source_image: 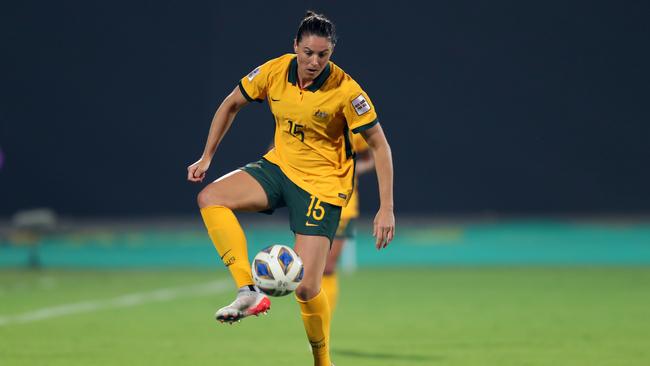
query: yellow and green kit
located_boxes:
[239,53,378,207]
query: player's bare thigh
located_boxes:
[294,234,330,301]
[197,169,269,211]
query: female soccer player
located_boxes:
[187,11,394,366]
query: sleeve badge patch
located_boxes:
[247,66,261,81]
[352,94,371,116]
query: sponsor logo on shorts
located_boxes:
[244,162,261,169]
[305,221,319,227]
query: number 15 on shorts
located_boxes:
[306,195,325,221]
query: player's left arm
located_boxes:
[361,123,395,249]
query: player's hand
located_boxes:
[373,207,395,250]
[187,157,211,183]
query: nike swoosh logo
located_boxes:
[305,221,319,227]
[220,249,232,260]
[271,98,280,102]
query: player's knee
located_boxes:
[295,283,321,301]
[197,187,231,209]
[197,188,212,208]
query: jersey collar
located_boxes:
[288,57,331,92]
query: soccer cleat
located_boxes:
[215,290,271,324]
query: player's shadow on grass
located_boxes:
[333,349,442,362]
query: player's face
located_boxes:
[293,35,333,82]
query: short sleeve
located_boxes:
[343,82,379,134]
[351,132,369,152]
[238,62,271,103]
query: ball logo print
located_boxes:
[252,245,304,297]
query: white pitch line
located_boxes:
[0,279,231,326]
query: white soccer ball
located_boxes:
[252,244,304,297]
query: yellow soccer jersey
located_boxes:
[340,133,370,219]
[239,54,378,207]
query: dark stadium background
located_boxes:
[2,3,650,365]
[1,1,649,217]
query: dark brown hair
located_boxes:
[296,11,337,46]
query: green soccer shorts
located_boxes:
[241,158,342,242]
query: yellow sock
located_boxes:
[297,290,331,366]
[200,205,253,288]
[321,273,339,314]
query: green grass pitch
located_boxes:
[1,267,649,365]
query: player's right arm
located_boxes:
[187,87,249,183]
[188,58,277,182]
